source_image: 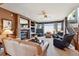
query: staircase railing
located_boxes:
[67,21,79,51]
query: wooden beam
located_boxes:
[37,20,64,24]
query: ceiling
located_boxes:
[0,3,79,22]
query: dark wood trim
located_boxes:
[19,14,31,21]
[0,7,14,14]
[37,20,64,24]
[61,21,64,30]
[64,17,67,34]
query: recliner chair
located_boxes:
[53,33,75,49]
[53,31,63,38]
[53,21,75,49]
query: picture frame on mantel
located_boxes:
[2,19,12,30]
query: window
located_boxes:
[36,24,43,29]
[44,23,55,34]
[57,23,62,31]
[68,9,77,23]
[44,22,63,34]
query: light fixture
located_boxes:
[44,14,47,18]
[38,10,48,18]
[2,29,13,38]
[42,10,48,18]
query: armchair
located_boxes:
[53,31,63,39]
[53,34,75,49]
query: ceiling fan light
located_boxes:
[44,15,47,18]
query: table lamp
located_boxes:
[2,29,13,38]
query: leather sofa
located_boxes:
[3,38,49,56]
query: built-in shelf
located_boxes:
[21,28,30,30]
[17,17,37,39]
[19,18,30,40]
[30,21,36,38]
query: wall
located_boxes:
[0,7,18,36]
[0,7,36,39]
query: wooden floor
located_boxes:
[38,37,79,56]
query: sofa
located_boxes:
[3,38,49,56]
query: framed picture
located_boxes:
[2,19,12,30]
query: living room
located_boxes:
[0,3,79,56]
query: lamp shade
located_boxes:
[2,29,13,35]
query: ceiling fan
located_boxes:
[39,10,48,18]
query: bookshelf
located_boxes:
[30,21,36,38]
